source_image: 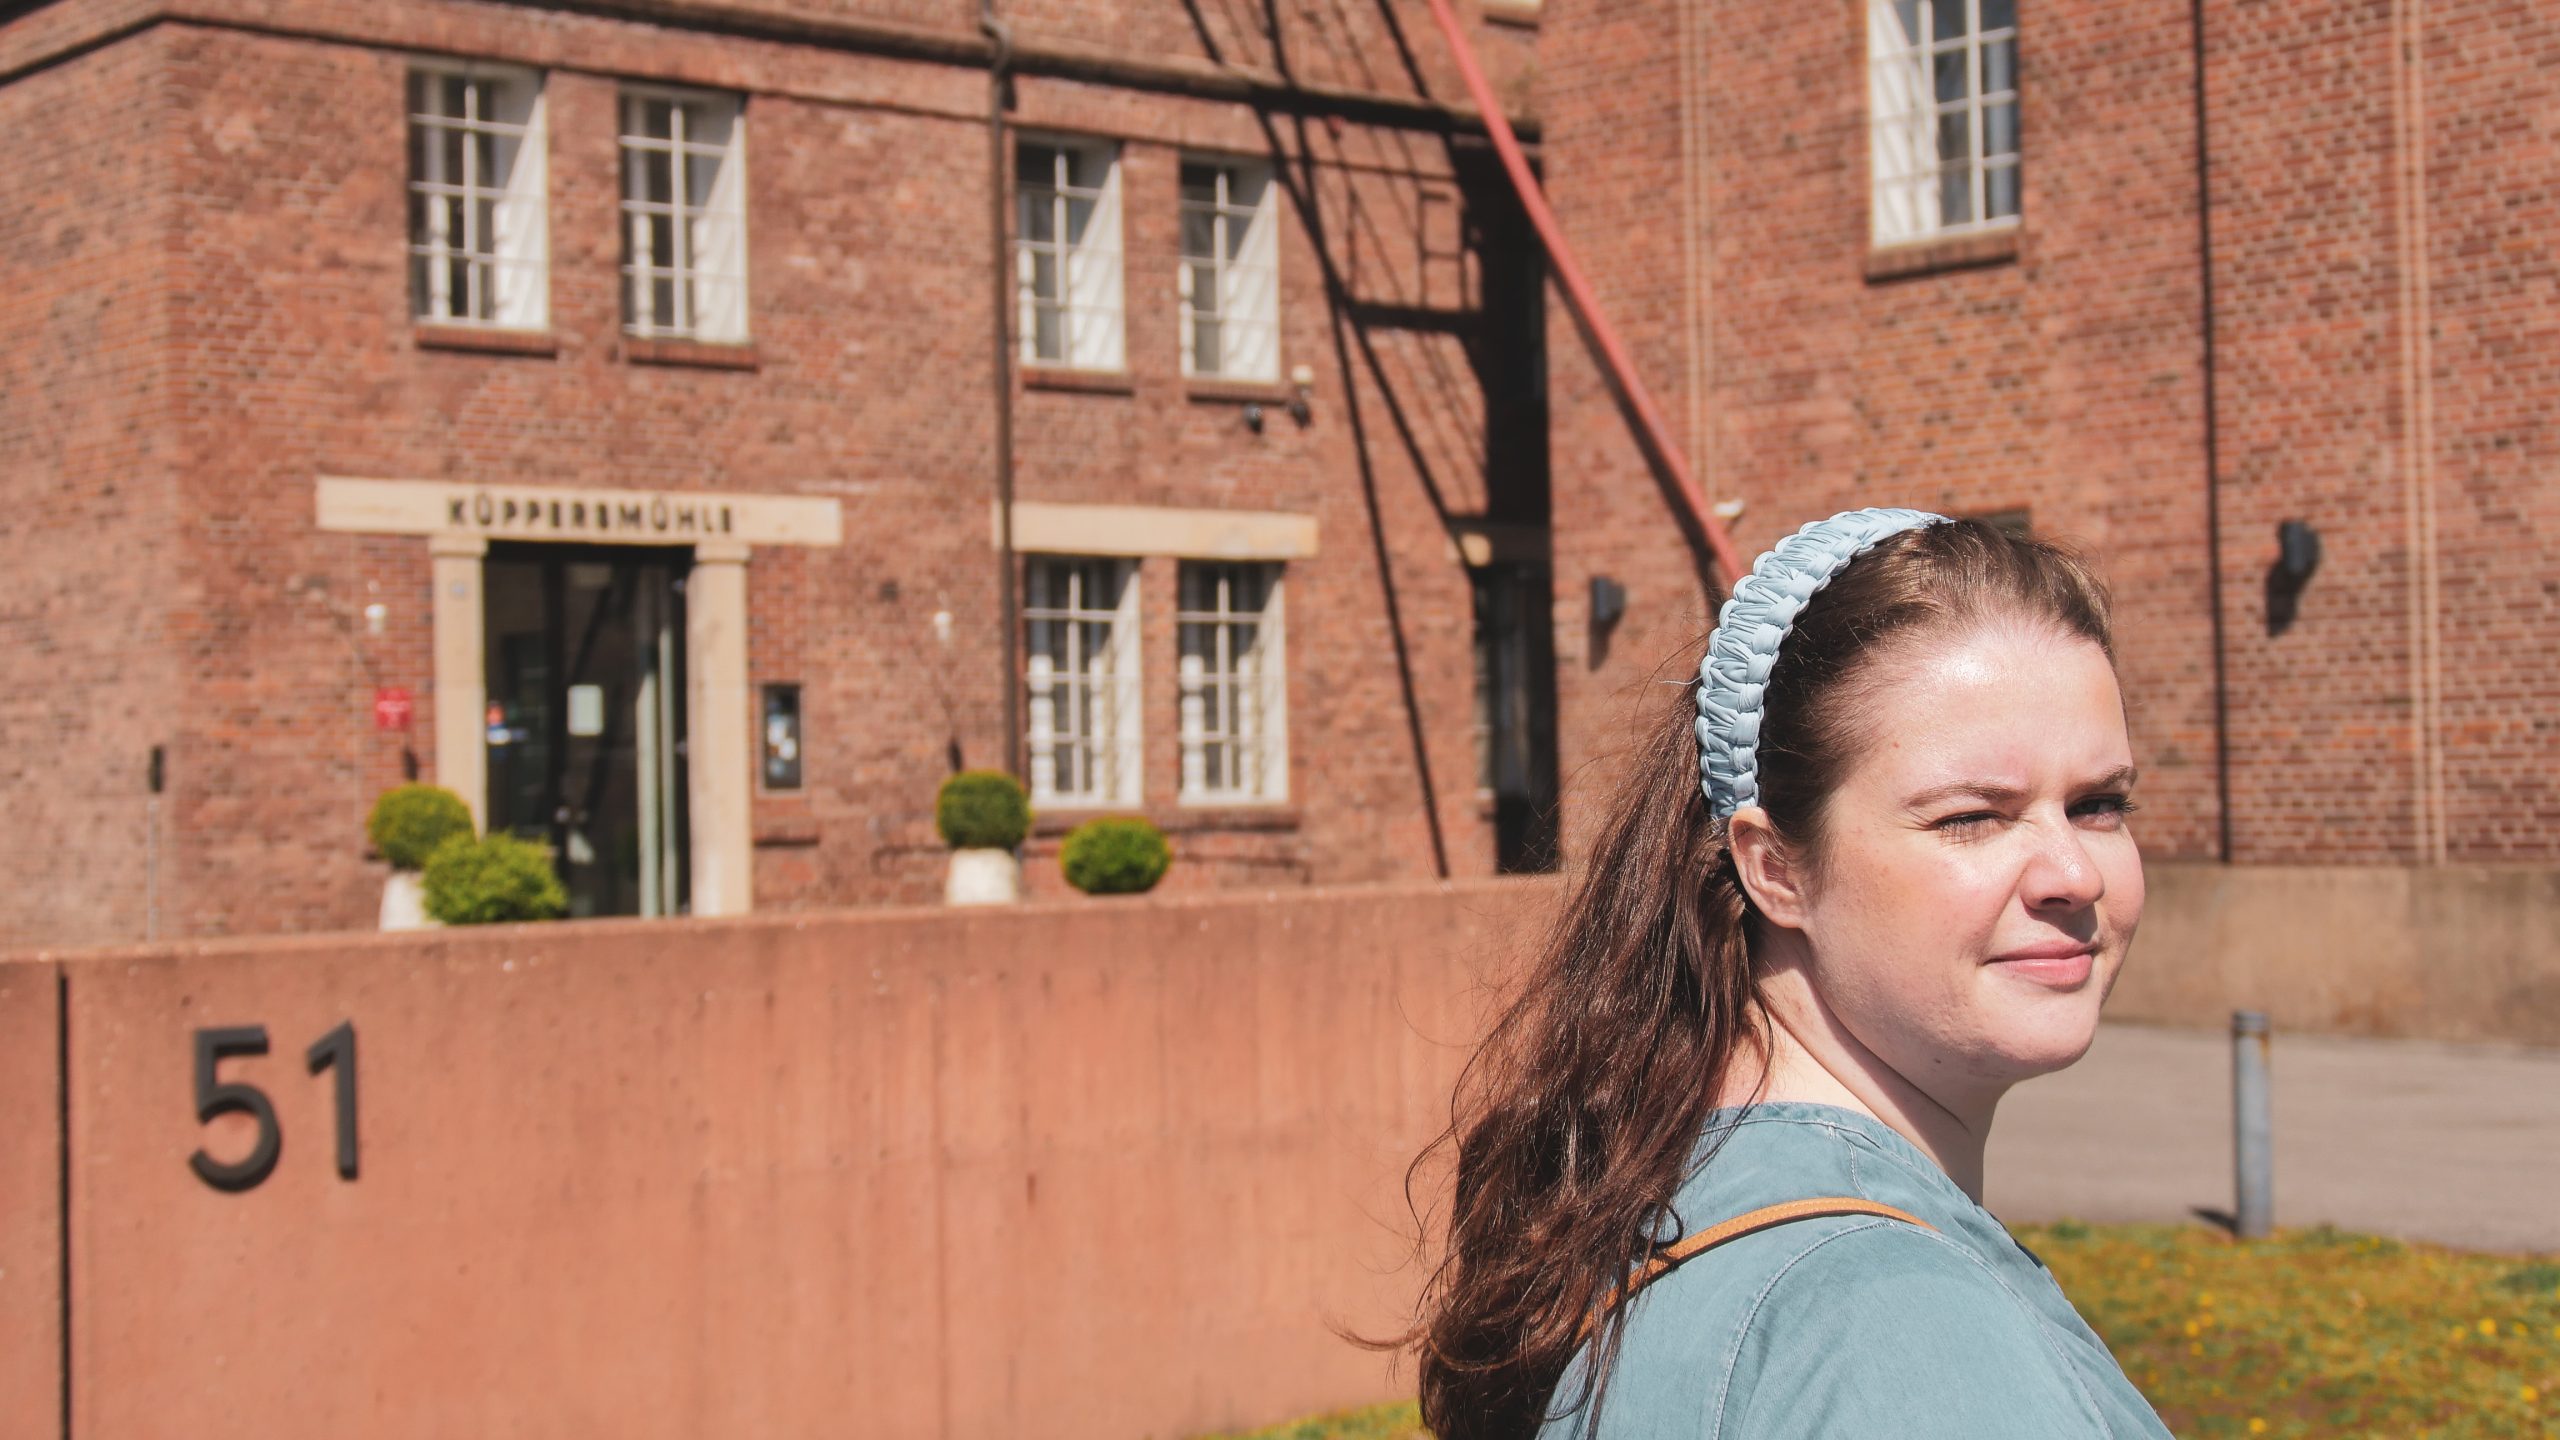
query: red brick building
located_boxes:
[0,0,1556,945]
[1537,0,2560,873]
[7,0,2556,950]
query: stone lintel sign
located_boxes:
[315,476,845,548]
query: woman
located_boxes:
[1409,510,2174,1439]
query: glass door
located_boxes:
[483,545,691,917]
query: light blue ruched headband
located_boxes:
[1694,507,1951,818]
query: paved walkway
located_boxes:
[1982,1021,2560,1254]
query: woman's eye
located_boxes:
[1933,811,2000,831]
[2073,794,2139,824]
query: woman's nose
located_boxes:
[2023,821,2106,910]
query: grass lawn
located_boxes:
[1202,1223,2560,1439]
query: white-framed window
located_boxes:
[1178,158,1280,381]
[620,87,749,342]
[1024,557,1142,807]
[407,64,548,328]
[1868,0,2018,245]
[1177,562,1286,804]
[1016,138,1125,370]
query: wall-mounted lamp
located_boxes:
[1288,363,1316,426]
[2264,518,2323,636]
[1589,574,1628,630]
[761,683,804,791]
[1585,574,1630,671]
[1242,401,1265,434]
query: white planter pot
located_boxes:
[379,870,439,931]
[944,847,1022,906]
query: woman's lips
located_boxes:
[1986,945,2096,987]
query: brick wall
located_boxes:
[0,28,185,950]
[1,0,1550,940]
[1536,0,2560,868]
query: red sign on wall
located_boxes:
[373,687,414,732]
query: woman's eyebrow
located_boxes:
[1903,779,2028,809]
[1903,765,2139,810]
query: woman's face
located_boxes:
[1764,621,2143,1101]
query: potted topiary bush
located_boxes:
[420,831,569,925]
[366,783,474,930]
[1060,816,1172,897]
[937,769,1031,905]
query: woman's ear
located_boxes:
[1727,805,1812,931]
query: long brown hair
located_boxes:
[1406,519,2115,1438]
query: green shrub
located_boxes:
[421,832,568,925]
[1060,816,1171,895]
[935,769,1031,850]
[366,783,475,871]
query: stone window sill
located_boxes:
[1030,803,1301,837]
[625,336,760,370]
[1183,376,1291,405]
[1023,365,1136,396]
[415,323,557,357]
[1865,226,2021,283]
[1483,0,1542,27]
[752,820,820,848]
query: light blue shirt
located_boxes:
[1538,1102,2176,1439]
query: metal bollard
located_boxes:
[2231,1010,2273,1239]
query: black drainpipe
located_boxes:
[2191,0,2233,863]
[983,1,1022,779]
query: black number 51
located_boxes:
[188,1022,359,1192]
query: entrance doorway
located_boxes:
[483,545,691,917]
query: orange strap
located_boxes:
[1583,1197,1936,1340]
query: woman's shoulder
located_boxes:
[1583,1218,2076,1439]
[1708,1219,2112,1437]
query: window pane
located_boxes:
[1934,48,1969,105]
[1939,166,1974,225]
[1180,209,1217,260]
[1890,0,1923,45]
[442,75,469,120]
[1180,164,1219,204]
[1034,302,1063,359]
[687,147,721,209]
[441,123,467,188]
[652,276,678,325]
[1985,100,2019,159]
[643,99,675,139]
[1984,37,2016,94]
[1931,0,1966,42]
[1020,191,1056,245]
[1987,161,2020,218]
[1936,109,1972,167]
[648,215,676,267]
[1981,0,2015,29]
[642,150,674,206]
[1193,316,1222,372]
[1064,193,1097,248]
[1031,251,1059,303]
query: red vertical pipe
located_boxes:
[1421,0,1746,592]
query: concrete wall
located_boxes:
[4,879,1554,1440]
[0,960,59,1436]
[2113,862,2560,1047]
[3,864,2550,1437]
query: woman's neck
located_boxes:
[1714,977,2002,1203]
